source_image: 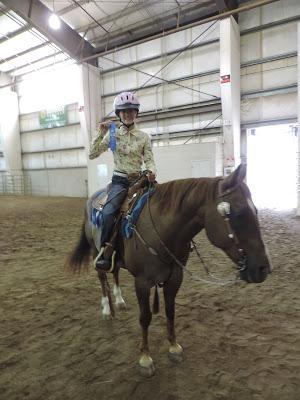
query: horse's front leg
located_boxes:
[163,265,184,363]
[135,278,155,377]
[113,268,126,310]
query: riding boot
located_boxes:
[94,242,115,272]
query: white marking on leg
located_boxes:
[101,296,111,318]
[113,284,126,309]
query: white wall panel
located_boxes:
[261,0,300,24]
[164,56,192,81]
[136,38,162,60]
[139,111,221,136]
[154,141,220,182]
[21,132,44,152]
[241,93,297,123]
[47,169,87,197]
[113,46,137,65]
[138,89,163,113]
[262,63,296,89]
[103,72,115,95]
[98,55,114,71]
[241,65,262,93]
[67,105,80,124]
[24,168,87,197]
[261,92,297,120]
[191,22,220,42]
[241,23,297,64]
[240,33,261,63]
[262,23,297,57]
[22,149,87,170]
[163,30,190,52]
[192,42,220,73]
[20,112,40,132]
[114,68,137,92]
[22,153,44,169]
[20,104,80,133]
[239,8,260,30]
[137,59,162,87]
[241,58,297,93]
[239,0,300,30]
[21,124,83,153]
[45,131,60,149]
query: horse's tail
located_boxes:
[65,217,91,273]
[152,285,160,314]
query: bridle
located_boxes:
[217,180,247,273]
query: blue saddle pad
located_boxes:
[91,189,106,228]
[122,188,155,239]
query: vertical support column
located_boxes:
[220,16,241,175]
[297,24,300,216]
[78,63,112,196]
[0,74,22,176]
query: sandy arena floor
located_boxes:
[0,195,299,400]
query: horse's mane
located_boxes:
[154,178,216,212]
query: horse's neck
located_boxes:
[152,178,216,243]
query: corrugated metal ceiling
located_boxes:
[0,1,258,80]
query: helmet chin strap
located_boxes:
[120,120,134,128]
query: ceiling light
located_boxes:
[48,14,61,30]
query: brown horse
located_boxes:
[65,164,271,377]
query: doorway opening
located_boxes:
[247,124,297,209]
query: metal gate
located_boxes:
[0,173,32,195]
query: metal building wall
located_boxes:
[99,22,220,136]
[19,104,88,197]
[240,0,299,126]
[13,0,300,197]
[98,21,222,180]
[98,0,299,182]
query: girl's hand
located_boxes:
[98,121,112,136]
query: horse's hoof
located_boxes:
[116,301,126,310]
[138,355,155,377]
[168,344,183,363]
[102,313,112,320]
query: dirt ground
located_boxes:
[0,195,299,400]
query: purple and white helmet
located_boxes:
[113,91,140,116]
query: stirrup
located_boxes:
[94,247,116,273]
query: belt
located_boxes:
[113,170,128,178]
[113,170,140,181]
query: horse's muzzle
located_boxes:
[240,256,271,283]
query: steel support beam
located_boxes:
[1,0,96,65]
[214,1,238,21]
[214,0,230,10]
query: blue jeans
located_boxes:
[100,175,129,247]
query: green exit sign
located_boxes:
[39,106,67,128]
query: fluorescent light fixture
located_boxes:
[48,14,61,30]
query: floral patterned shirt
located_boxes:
[89,123,156,174]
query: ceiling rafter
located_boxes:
[77,0,162,35]
[214,0,238,11]
[1,0,96,65]
[92,1,217,51]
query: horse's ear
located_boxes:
[221,163,247,192]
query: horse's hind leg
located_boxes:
[135,278,155,377]
[97,270,113,319]
[163,265,184,363]
[93,247,112,319]
[113,268,126,310]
